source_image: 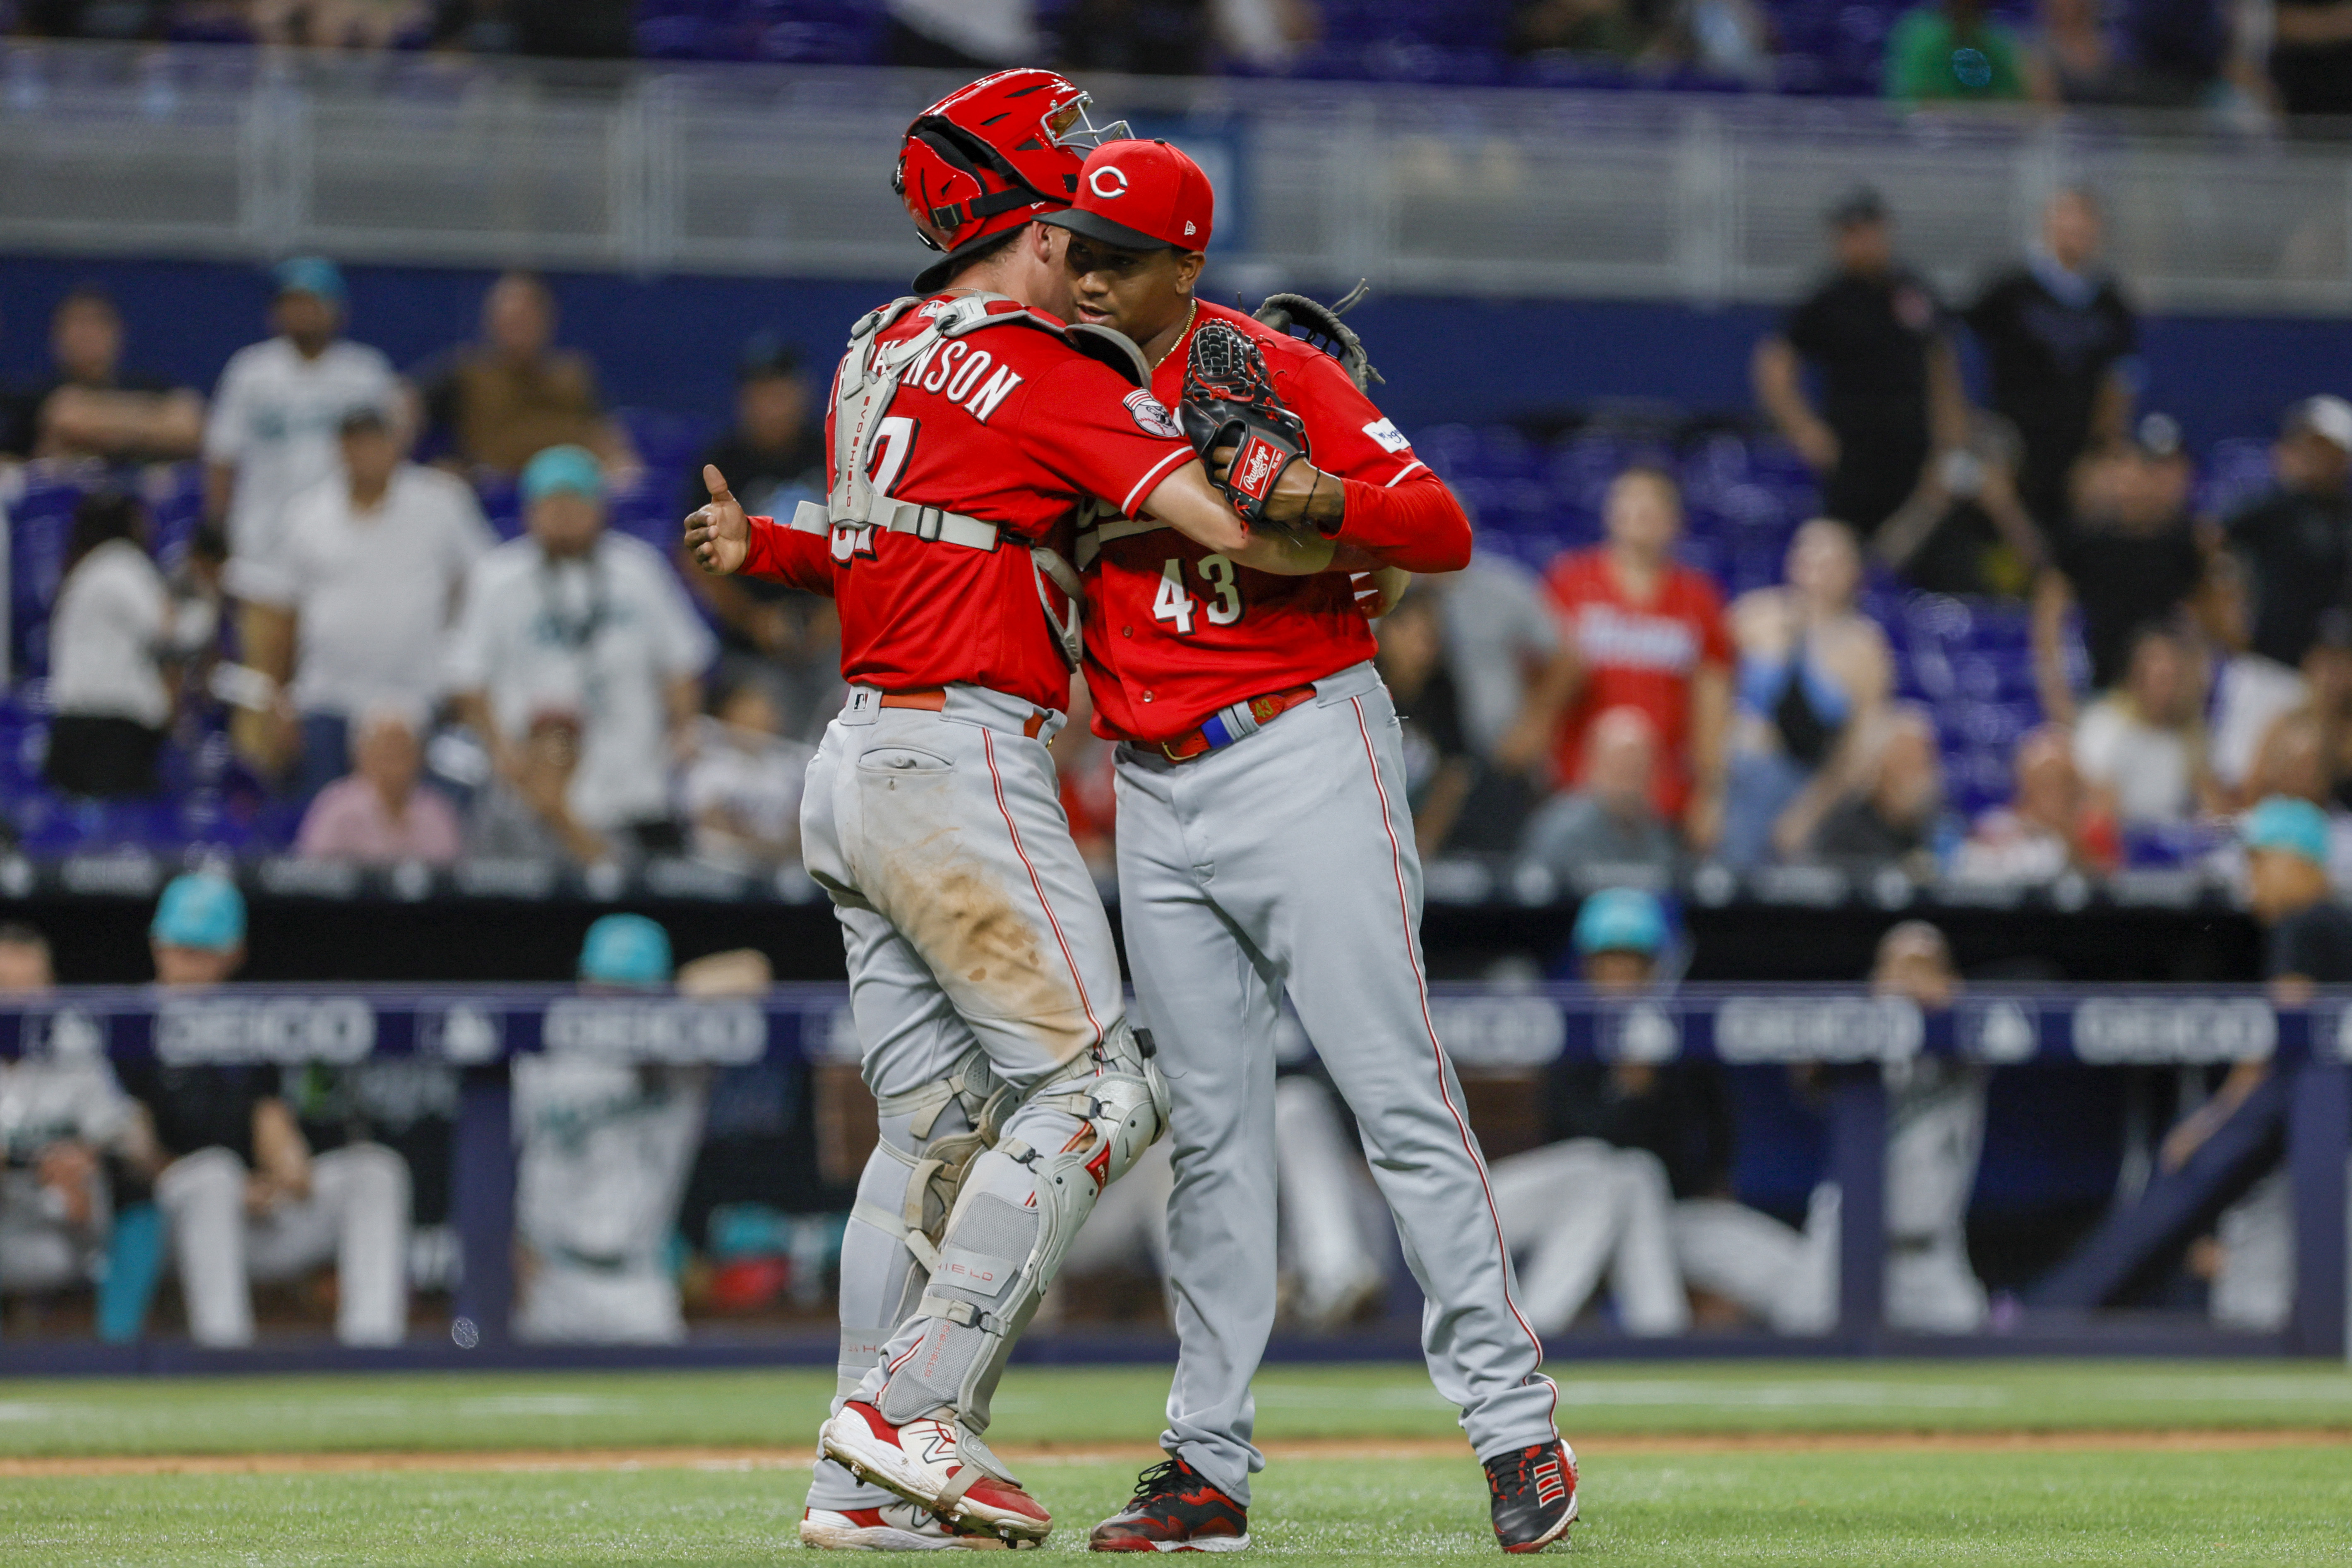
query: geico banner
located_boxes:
[540,999,767,1064]
[1599,1001,1682,1064]
[2070,999,2275,1064]
[1713,997,1922,1064]
[21,1006,111,1060]
[1427,996,1568,1069]
[156,997,376,1064]
[1957,999,2041,1064]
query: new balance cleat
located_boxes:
[800,1502,1009,1551]
[1088,1457,1251,1553]
[1485,1439,1578,1553]
[820,1400,1052,1545]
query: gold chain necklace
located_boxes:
[1148,299,1199,373]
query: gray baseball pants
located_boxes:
[801,682,1121,1513]
[153,1142,410,1346]
[1114,660,1559,1505]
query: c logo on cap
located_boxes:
[1088,165,1130,199]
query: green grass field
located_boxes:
[4,1361,2350,1564]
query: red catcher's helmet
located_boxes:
[895,69,1128,291]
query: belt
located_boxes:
[1160,684,1317,763]
[879,687,1046,740]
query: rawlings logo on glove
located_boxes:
[1178,320,1314,539]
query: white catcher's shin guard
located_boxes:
[871,1023,1169,1443]
[813,1055,1014,1514]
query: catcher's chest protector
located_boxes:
[817,293,1099,669]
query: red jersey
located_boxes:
[1543,547,1732,818]
[738,293,1196,714]
[1080,300,1471,745]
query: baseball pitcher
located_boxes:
[1045,138,1577,1554]
[684,71,1338,1549]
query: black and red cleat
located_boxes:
[1485,1439,1578,1553]
[1088,1457,1250,1553]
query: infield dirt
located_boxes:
[6,1426,2347,1478]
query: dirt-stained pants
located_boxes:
[801,682,1123,1511]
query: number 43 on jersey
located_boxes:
[1153,555,1243,636]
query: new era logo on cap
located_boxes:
[1043,139,1215,253]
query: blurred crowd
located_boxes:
[8,180,2352,900]
[1388,184,2352,898]
[3,259,831,874]
[5,0,2351,125]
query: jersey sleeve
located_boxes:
[1266,349,1469,571]
[741,515,837,595]
[1276,350,1425,488]
[1011,358,1197,520]
[1329,468,1473,573]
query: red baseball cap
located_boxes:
[1040,139,1213,253]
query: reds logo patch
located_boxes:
[1124,389,1182,439]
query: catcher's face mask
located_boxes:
[1043,92,1131,156]
[894,72,1131,256]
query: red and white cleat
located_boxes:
[1485,1438,1579,1554]
[819,1400,1053,1546]
[799,1502,1010,1551]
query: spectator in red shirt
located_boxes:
[1543,466,1734,848]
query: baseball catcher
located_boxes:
[683,72,1338,1551]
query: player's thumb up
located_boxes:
[704,463,735,505]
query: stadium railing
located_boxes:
[3,43,2352,312]
[0,982,2341,1371]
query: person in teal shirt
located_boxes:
[1885,0,2031,100]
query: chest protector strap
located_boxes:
[822,293,1123,672]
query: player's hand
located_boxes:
[36,1141,97,1228]
[685,464,749,576]
[1208,444,1343,534]
[243,1173,284,1218]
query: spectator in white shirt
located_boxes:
[2195,551,2306,806]
[446,445,714,854]
[236,407,494,798]
[2074,624,2223,826]
[44,493,213,799]
[204,259,401,763]
[684,680,815,874]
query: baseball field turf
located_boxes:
[3,1361,2347,1563]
